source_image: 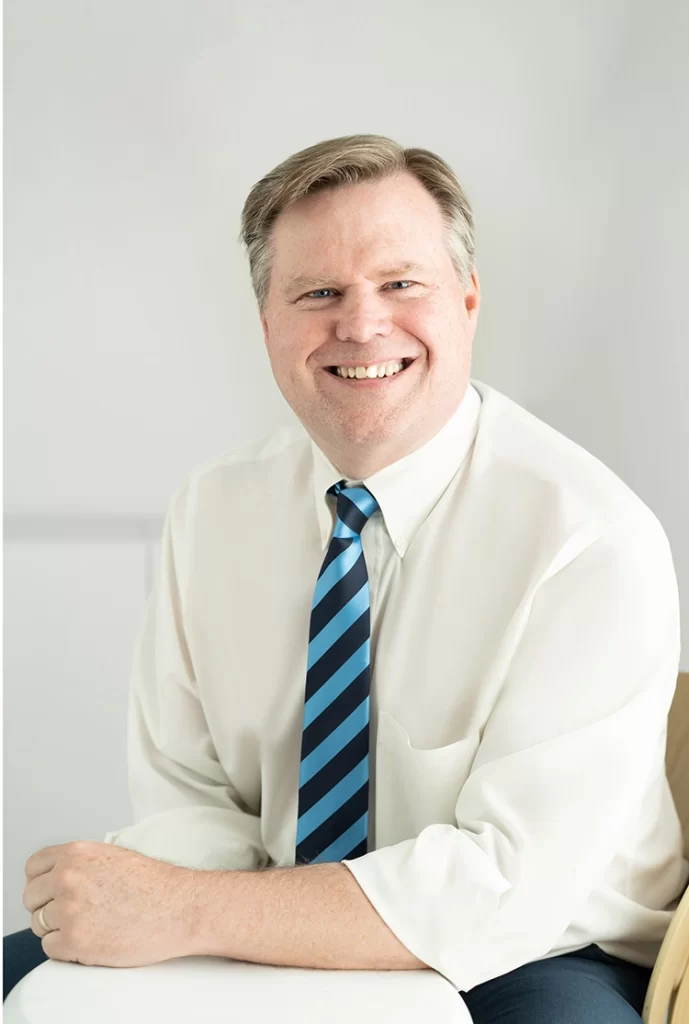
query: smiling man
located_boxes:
[258,169,477,481]
[8,135,688,1023]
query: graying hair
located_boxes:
[239,134,475,311]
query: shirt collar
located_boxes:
[311,381,482,557]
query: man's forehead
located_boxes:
[273,173,444,246]
[283,260,436,293]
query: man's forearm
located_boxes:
[184,861,428,972]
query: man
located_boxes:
[6,134,688,1022]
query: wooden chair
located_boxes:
[643,672,689,1024]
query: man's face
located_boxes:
[260,172,480,476]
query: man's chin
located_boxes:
[332,421,401,449]
[301,402,412,457]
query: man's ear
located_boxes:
[465,268,480,319]
[259,312,269,346]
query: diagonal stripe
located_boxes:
[298,698,369,785]
[303,642,369,728]
[312,540,361,607]
[345,487,379,520]
[297,759,368,842]
[301,675,368,762]
[305,612,369,698]
[310,813,369,863]
[309,549,367,643]
[341,837,367,860]
[307,582,369,669]
[318,536,351,578]
[297,726,368,814]
[295,784,369,864]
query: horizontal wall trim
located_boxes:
[4,516,164,543]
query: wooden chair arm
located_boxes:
[643,883,689,1024]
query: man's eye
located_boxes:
[302,281,416,301]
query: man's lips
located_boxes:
[323,357,417,383]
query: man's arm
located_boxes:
[185,861,428,971]
[106,485,269,872]
[22,840,426,970]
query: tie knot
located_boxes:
[328,481,379,538]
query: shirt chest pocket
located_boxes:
[374,710,479,848]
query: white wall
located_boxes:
[4,0,688,934]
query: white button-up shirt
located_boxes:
[105,378,688,993]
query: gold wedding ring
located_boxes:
[36,904,51,934]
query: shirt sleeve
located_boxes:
[342,509,682,991]
[103,484,270,872]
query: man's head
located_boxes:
[240,135,480,479]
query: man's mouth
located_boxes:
[326,357,415,380]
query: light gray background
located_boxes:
[4,0,688,934]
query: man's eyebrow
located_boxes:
[285,275,332,294]
[284,262,432,295]
[375,262,432,279]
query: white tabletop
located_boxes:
[4,956,474,1023]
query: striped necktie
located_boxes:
[295,480,379,864]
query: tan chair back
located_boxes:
[666,673,689,860]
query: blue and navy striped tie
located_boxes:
[295,481,379,864]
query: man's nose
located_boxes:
[334,294,394,345]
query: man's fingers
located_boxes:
[40,928,70,962]
[24,845,61,881]
[23,873,54,913]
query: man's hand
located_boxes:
[23,840,196,967]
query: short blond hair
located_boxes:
[239,134,475,311]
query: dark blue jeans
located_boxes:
[4,927,50,1002]
[4,927,652,1020]
[460,942,652,1022]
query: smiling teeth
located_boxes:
[336,360,406,379]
